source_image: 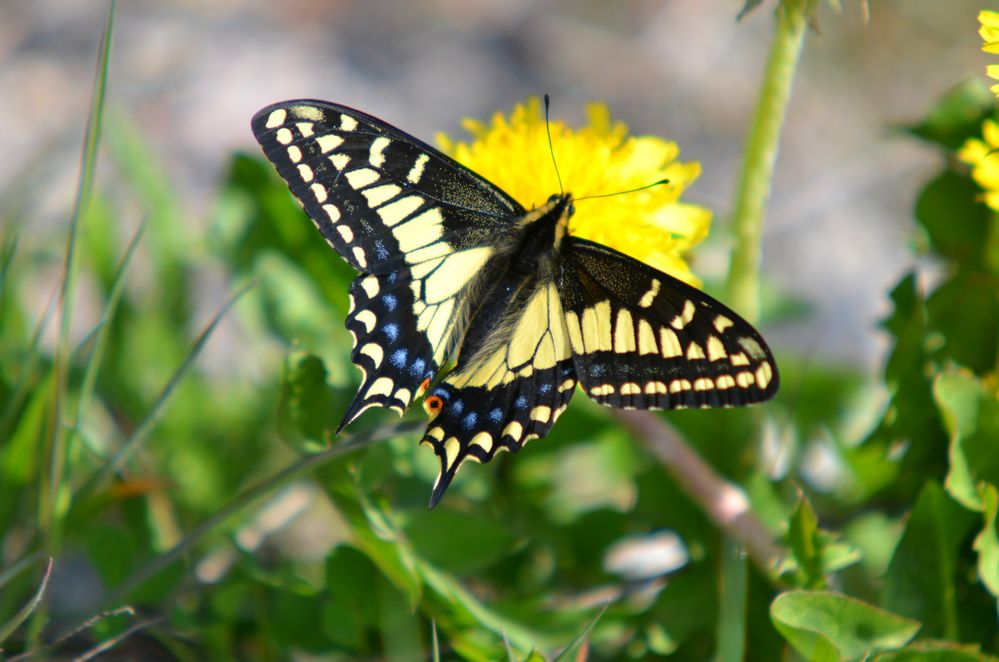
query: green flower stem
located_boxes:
[725,2,808,322]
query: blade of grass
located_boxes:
[99,419,421,609]
[0,233,20,319]
[551,604,608,662]
[42,0,117,551]
[73,279,255,503]
[69,219,146,437]
[0,551,46,595]
[8,607,136,662]
[0,284,59,441]
[0,558,53,645]
[70,616,165,662]
[716,540,749,662]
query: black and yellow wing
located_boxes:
[253,99,779,508]
[251,101,523,427]
[418,276,577,507]
[557,237,779,409]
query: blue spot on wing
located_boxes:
[488,408,503,423]
[409,358,426,376]
[383,323,399,342]
[514,396,528,410]
[452,400,464,415]
[462,412,478,430]
[374,240,390,261]
[390,349,408,369]
[588,363,608,377]
[539,383,552,394]
[382,294,397,311]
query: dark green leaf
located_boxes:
[906,80,996,151]
[914,170,993,268]
[277,350,338,452]
[881,481,975,640]
[402,509,518,575]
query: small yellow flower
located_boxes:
[979,10,999,95]
[436,98,712,286]
[958,118,999,210]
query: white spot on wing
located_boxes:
[346,168,380,190]
[265,108,287,128]
[369,136,391,168]
[407,153,430,183]
[340,114,359,131]
[317,134,344,153]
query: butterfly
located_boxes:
[251,100,779,507]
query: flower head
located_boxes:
[436,98,711,286]
[979,10,999,96]
[958,118,999,211]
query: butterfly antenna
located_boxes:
[544,94,564,195]
[574,178,670,202]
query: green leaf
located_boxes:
[401,509,518,575]
[780,490,861,589]
[771,591,920,661]
[873,640,999,661]
[934,371,999,511]
[861,273,947,501]
[266,585,330,652]
[736,0,765,20]
[322,546,380,651]
[881,481,975,640]
[277,351,339,452]
[927,274,999,375]
[973,482,999,599]
[906,79,996,151]
[914,170,993,268]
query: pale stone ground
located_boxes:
[0,0,983,369]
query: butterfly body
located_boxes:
[251,100,779,507]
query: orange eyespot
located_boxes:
[423,395,444,420]
[417,377,431,397]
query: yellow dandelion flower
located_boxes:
[436,98,712,286]
[957,118,999,211]
[979,10,999,95]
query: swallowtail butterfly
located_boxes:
[252,100,779,507]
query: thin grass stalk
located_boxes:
[99,420,421,609]
[73,280,255,503]
[42,0,116,550]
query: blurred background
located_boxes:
[0,0,985,368]
[1,1,996,659]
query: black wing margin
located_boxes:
[558,237,779,410]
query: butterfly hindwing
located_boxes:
[419,278,577,506]
[251,100,524,275]
[558,237,778,409]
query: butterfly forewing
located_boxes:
[558,238,778,409]
[252,100,529,429]
[251,100,524,275]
